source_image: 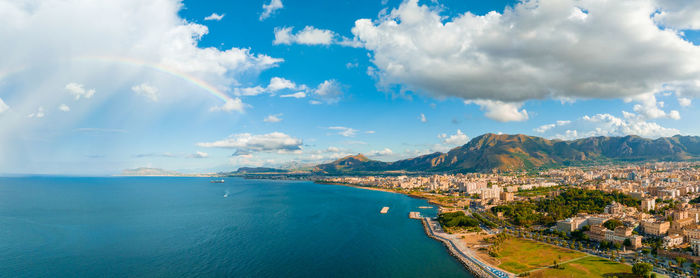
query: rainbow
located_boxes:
[73,55,234,103]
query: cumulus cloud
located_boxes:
[274,26,334,45]
[234,77,305,96]
[678,97,692,107]
[539,112,680,140]
[626,93,680,120]
[466,100,528,122]
[209,98,246,112]
[652,0,700,30]
[58,104,70,112]
[438,129,469,146]
[264,113,283,123]
[65,82,95,100]
[328,126,359,137]
[367,148,393,157]
[0,98,9,114]
[204,13,224,21]
[197,132,302,156]
[260,0,283,21]
[350,0,700,110]
[419,113,427,123]
[131,83,159,101]
[313,80,343,104]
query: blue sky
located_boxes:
[0,0,699,175]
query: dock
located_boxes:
[418,206,433,209]
[409,211,422,219]
[380,207,390,214]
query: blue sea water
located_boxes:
[0,177,472,277]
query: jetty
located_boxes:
[409,211,422,219]
[419,217,513,278]
[380,207,390,214]
[418,206,433,209]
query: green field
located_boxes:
[531,256,633,278]
[495,238,586,273]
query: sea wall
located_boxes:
[420,218,497,278]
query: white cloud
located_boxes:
[367,148,393,157]
[204,13,224,21]
[438,129,469,146]
[233,86,265,96]
[535,120,571,133]
[274,26,334,45]
[264,113,283,123]
[678,97,692,107]
[419,113,427,123]
[280,92,306,98]
[187,151,209,158]
[653,0,700,30]
[540,112,680,140]
[313,80,343,104]
[131,83,159,101]
[350,0,700,111]
[626,93,681,120]
[0,98,9,114]
[197,132,302,155]
[58,104,70,112]
[267,77,298,92]
[328,126,359,137]
[466,100,528,122]
[233,77,303,96]
[65,82,95,100]
[27,107,45,118]
[309,100,322,105]
[260,0,283,21]
[209,98,246,112]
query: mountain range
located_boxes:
[312,133,700,174]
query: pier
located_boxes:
[419,217,513,278]
[409,211,422,219]
[380,207,389,214]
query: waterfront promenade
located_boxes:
[422,217,513,278]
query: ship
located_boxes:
[210,179,225,183]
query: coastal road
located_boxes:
[424,218,513,278]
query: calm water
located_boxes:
[0,177,471,277]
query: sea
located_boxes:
[0,177,472,277]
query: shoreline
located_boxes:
[315,180,509,278]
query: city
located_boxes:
[320,162,700,277]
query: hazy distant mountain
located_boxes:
[313,134,700,174]
[121,167,182,176]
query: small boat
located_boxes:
[380,207,390,214]
[210,179,225,183]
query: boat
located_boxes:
[210,179,225,183]
[380,207,390,214]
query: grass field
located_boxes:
[494,238,586,273]
[530,256,633,278]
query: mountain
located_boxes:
[234,167,288,174]
[313,134,700,174]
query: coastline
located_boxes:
[315,180,509,278]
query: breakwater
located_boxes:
[420,218,503,278]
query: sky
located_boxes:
[0,0,699,175]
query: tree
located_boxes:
[603,219,624,230]
[632,262,653,277]
[675,257,686,268]
[624,238,632,247]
